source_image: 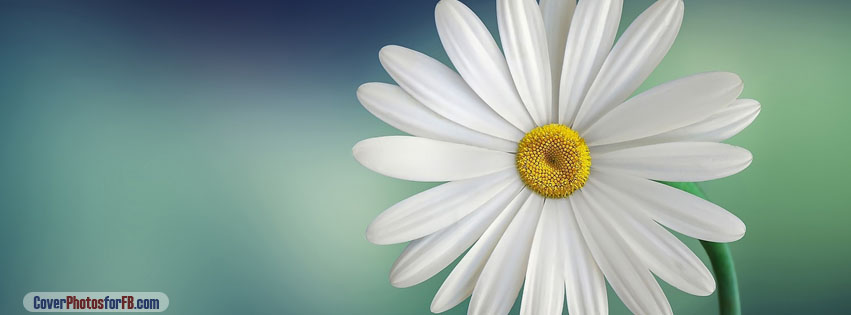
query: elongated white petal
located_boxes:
[590,98,761,153]
[554,198,608,315]
[365,170,517,245]
[469,194,545,315]
[592,170,746,242]
[583,72,744,146]
[558,0,622,125]
[572,187,673,315]
[519,199,564,315]
[357,83,518,152]
[379,45,524,141]
[353,136,514,182]
[593,142,753,182]
[574,0,684,130]
[589,178,715,296]
[431,189,532,313]
[498,0,552,125]
[435,0,536,131]
[539,0,576,115]
[652,98,761,143]
[389,181,524,288]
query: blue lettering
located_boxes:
[33,296,67,310]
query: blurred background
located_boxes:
[1,0,849,314]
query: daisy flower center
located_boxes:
[515,124,591,198]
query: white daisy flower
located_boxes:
[353,0,760,314]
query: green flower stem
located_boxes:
[661,181,741,315]
[700,240,741,315]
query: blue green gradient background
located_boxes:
[1,0,849,314]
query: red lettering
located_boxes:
[122,296,135,309]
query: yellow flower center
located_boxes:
[515,124,591,198]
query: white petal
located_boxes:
[557,0,622,125]
[573,0,684,130]
[519,199,564,315]
[353,136,514,182]
[654,98,762,143]
[571,187,673,315]
[497,0,552,125]
[389,181,524,288]
[589,98,761,153]
[593,142,753,182]
[365,170,517,245]
[538,0,576,115]
[469,194,545,315]
[587,178,715,296]
[555,198,608,315]
[379,45,524,142]
[357,83,518,152]
[431,189,532,313]
[435,0,537,131]
[591,170,746,242]
[583,72,744,146]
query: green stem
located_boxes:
[700,241,741,315]
[661,182,741,315]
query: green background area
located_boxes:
[1,0,848,314]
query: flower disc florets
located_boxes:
[515,124,591,198]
